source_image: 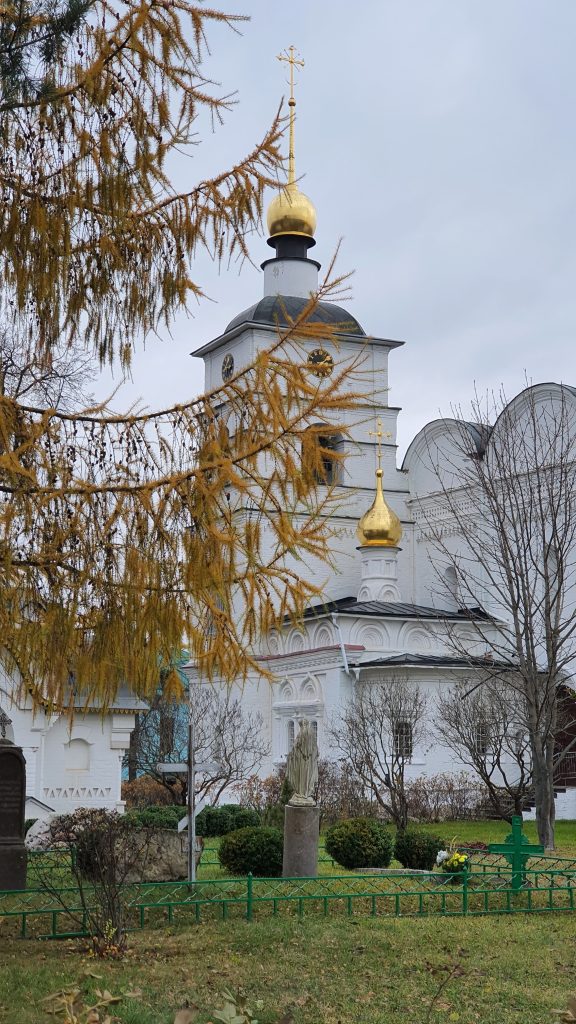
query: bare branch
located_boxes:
[414,384,576,847]
[329,676,428,829]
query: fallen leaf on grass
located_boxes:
[83,970,104,979]
[122,988,143,999]
[290,995,312,1008]
[95,989,122,1004]
[174,1008,199,1024]
[553,995,576,1022]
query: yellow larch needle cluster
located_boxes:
[1,278,371,711]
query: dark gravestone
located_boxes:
[0,731,27,891]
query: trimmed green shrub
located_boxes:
[218,826,283,876]
[194,806,223,837]
[227,807,261,831]
[124,804,186,831]
[196,804,261,837]
[394,828,443,871]
[325,817,394,870]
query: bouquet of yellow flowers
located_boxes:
[439,850,469,877]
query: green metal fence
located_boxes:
[2,859,576,941]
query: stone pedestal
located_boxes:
[282,803,320,878]
[0,742,27,891]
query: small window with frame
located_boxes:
[474,722,490,756]
[394,721,413,760]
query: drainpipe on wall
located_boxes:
[331,613,355,678]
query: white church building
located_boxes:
[0,666,146,821]
[189,95,576,820]
[4,76,575,823]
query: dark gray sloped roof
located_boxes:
[225,295,366,336]
[298,596,490,622]
[356,653,512,669]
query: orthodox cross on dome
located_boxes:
[277,45,304,186]
[368,417,392,472]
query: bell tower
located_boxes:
[191,49,412,603]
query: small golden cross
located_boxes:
[277,45,305,105]
[368,417,392,470]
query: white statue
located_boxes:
[286,719,318,806]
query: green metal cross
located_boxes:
[487,816,544,891]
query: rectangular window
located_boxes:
[394,721,413,760]
[317,436,338,485]
[474,722,490,756]
[302,430,341,486]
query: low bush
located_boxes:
[325,817,394,870]
[236,762,372,828]
[196,804,261,837]
[122,775,181,808]
[404,772,485,822]
[46,808,157,954]
[218,826,283,876]
[124,805,186,831]
[394,828,443,870]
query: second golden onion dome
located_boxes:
[356,469,403,547]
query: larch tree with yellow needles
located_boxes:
[0,0,283,366]
[0,3,369,712]
[1,287,367,711]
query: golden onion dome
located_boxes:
[356,469,403,548]
[267,180,317,239]
[267,48,317,241]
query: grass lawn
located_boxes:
[23,819,576,889]
[0,912,574,1023]
[3,820,576,1021]
[197,819,576,880]
[415,818,576,856]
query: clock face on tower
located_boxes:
[307,348,334,378]
[221,353,234,382]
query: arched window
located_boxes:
[66,738,90,771]
[302,427,342,486]
[288,719,318,753]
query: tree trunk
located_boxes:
[393,782,409,830]
[532,748,555,849]
[127,714,140,783]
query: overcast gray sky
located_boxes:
[98,1,576,454]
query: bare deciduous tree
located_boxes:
[0,333,98,410]
[434,679,533,820]
[41,809,156,955]
[329,677,428,829]
[127,684,269,807]
[417,384,576,847]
